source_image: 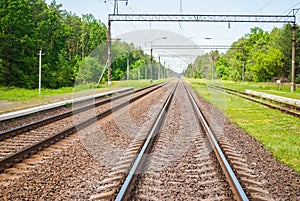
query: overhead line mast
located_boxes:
[109,14,295,23]
[107,12,297,91]
[105,0,129,85]
[105,0,128,14]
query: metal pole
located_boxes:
[164,61,166,78]
[242,48,245,82]
[167,67,169,78]
[38,49,42,95]
[291,23,296,92]
[127,58,129,81]
[107,21,112,86]
[150,48,153,80]
[212,59,214,82]
[158,56,161,80]
[113,0,118,14]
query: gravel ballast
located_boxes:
[0,83,174,200]
[1,80,299,200]
[192,85,300,200]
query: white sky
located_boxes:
[46,0,300,72]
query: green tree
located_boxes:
[130,59,145,79]
[249,48,283,82]
[0,0,108,89]
[0,0,36,87]
[215,56,229,80]
[76,56,104,84]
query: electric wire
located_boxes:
[282,1,300,14]
[256,0,273,14]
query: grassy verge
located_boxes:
[0,87,74,102]
[108,79,167,90]
[186,78,300,174]
[195,79,300,100]
[0,79,167,102]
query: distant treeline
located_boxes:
[184,25,300,83]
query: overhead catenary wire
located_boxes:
[283,1,300,14]
[113,1,149,42]
[256,0,274,14]
[102,0,113,13]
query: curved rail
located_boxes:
[184,83,248,201]
[0,82,168,172]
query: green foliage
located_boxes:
[184,53,212,79]
[296,74,300,84]
[187,78,300,174]
[249,48,284,82]
[0,85,74,101]
[109,41,152,81]
[184,64,197,78]
[215,56,229,80]
[0,0,107,89]
[130,59,145,79]
[186,25,299,83]
[76,57,104,84]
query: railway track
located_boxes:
[0,83,166,142]
[0,82,169,172]
[0,87,134,124]
[207,84,300,118]
[90,80,272,200]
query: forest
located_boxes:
[1,1,299,89]
[184,25,300,84]
[0,0,158,89]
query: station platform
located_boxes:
[0,87,133,121]
[245,90,300,106]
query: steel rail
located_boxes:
[184,83,248,201]
[209,85,300,118]
[0,82,168,141]
[0,82,168,172]
[213,85,300,112]
[115,81,179,201]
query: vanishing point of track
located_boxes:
[90,80,261,200]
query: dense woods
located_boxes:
[184,25,300,83]
[0,0,108,88]
[0,0,157,89]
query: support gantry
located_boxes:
[107,13,297,91]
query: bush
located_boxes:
[296,74,300,84]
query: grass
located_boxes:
[0,79,170,114]
[0,79,167,102]
[0,86,74,102]
[186,78,300,174]
[108,79,167,89]
[194,79,300,100]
